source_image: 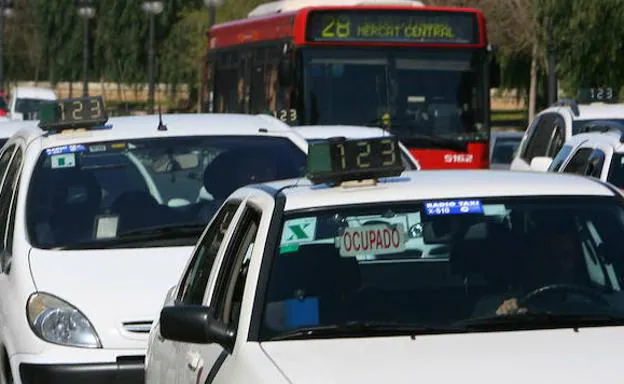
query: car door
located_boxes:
[561,147,594,175]
[189,202,263,384]
[146,200,242,384]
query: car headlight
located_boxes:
[26,292,102,348]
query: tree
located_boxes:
[36,0,84,86]
[159,0,267,110]
[542,0,624,99]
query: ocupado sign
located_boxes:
[339,224,406,257]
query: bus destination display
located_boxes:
[306,10,479,44]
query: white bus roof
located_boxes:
[248,0,425,17]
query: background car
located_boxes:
[489,130,523,169]
[8,86,57,121]
[533,121,624,190]
[510,98,624,171]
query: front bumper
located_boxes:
[19,355,144,384]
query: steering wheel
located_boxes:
[518,283,609,310]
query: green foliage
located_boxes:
[159,0,267,96]
[547,0,624,98]
[36,0,84,83]
[94,0,148,85]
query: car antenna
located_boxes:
[157,103,167,131]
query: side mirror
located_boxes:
[278,58,295,87]
[529,156,553,172]
[160,305,234,348]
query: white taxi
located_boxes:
[0,96,311,384]
[147,135,624,383]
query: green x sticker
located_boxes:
[281,217,317,245]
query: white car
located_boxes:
[510,97,624,171]
[0,97,312,384]
[147,135,624,384]
[293,125,420,170]
[0,121,38,149]
[8,86,57,121]
[531,120,624,189]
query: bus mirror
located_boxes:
[489,55,501,89]
[278,59,294,86]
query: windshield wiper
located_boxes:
[117,223,206,238]
[455,313,624,331]
[399,133,468,152]
[51,223,207,250]
[268,321,464,341]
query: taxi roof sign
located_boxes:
[38,96,108,131]
[306,136,405,184]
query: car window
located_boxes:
[549,144,574,172]
[545,117,565,157]
[607,153,624,189]
[211,205,261,327]
[523,114,557,161]
[177,201,241,305]
[491,137,521,164]
[573,119,624,135]
[0,147,22,269]
[15,98,52,120]
[585,149,606,178]
[25,135,306,249]
[562,147,593,174]
[260,197,624,340]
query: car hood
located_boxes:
[28,246,193,349]
[261,327,624,383]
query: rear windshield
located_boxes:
[261,196,624,339]
[15,98,52,120]
[607,153,624,188]
[491,137,521,164]
[572,119,624,134]
[27,135,306,249]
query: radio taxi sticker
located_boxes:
[339,224,405,257]
[45,144,87,156]
[280,217,317,245]
[424,200,483,216]
[50,153,76,169]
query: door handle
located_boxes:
[187,351,201,372]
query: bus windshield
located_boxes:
[302,47,486,141]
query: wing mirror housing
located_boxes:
[160,305,234,349]
[529,156,553,172]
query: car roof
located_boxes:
[239,170,616,211]
[567,130,624,152]
[11,113,306,149]
[491,131,523,140]
[294,125,393,139]
[565,103,624,120]
[0,120,38,138]
[13,86,57,100]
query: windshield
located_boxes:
[607,153,624,188]
[572,119,624,134]
[15,98,53,119]
[491,137,522,164]
[27,135,306,249]
[302,47,487,142]
[260,196,624,339]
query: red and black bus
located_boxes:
[204,0,499,169]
